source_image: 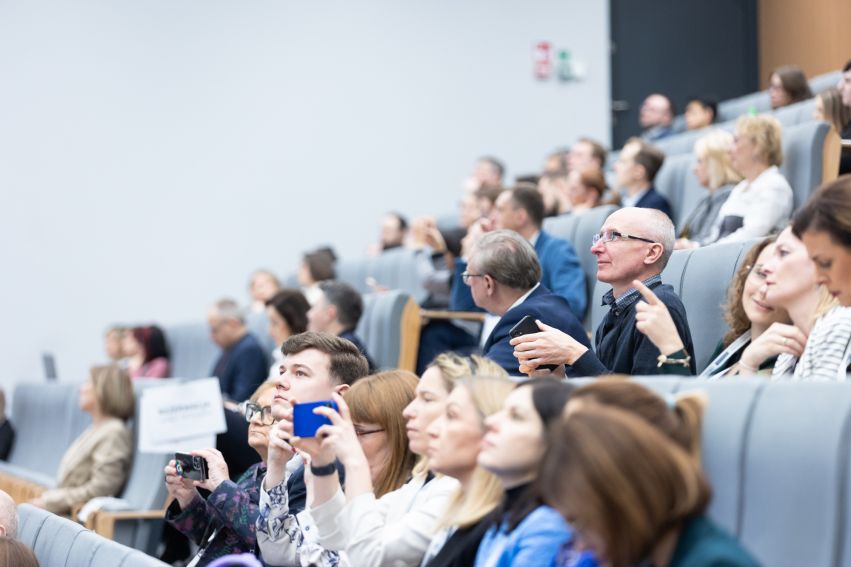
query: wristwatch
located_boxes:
[657,350,691,368]
[310,460,340,477]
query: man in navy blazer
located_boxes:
[464,229,590,376]
[614,138,673,221]
[451,186,587,319]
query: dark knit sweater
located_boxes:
[571,280,696,376]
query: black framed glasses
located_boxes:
[241,402,276,425]
[591,230,656,246]
[354,425,385,437]
[461,271,485,285]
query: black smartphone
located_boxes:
[174,452,209,481]
[508,315,557,371]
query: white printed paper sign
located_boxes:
[138,378,227,453]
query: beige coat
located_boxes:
[41,416,132,514]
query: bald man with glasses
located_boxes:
[512,207,696,376]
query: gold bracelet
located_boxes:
[657,353,691,368]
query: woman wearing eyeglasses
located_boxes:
[163,380,277,566]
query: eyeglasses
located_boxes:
[241,402,276,425]
[461,271,485,285]
[354,425,385,437]
[591,230,656,246]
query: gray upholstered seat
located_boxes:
[589,239,759,372]
[779,120,833,209]
[18,503,169,567]
[717,90,771,123]
[337,248,428,304]
[0,382,90,479]
[621,377,851,567]
[772,98,817,127]
[356,289,418,371]
[165,321,221,380]
[809,70,842,95]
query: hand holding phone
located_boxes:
[293,400,339,438]
[509,315,558,371]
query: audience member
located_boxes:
[165,381,276,565]
[0,491,16,538]
[296,353,465,567]
[684,97,717,130]
[264,289,310,377]
[209,299,269,404]
[103,326,127,364]
[371,212,408,255]
[613,138,673,219]
[639,93,675,141]
[568,138,607,172]
[498,187,586,315]
[31,365,133,515]
[637,239,789,377]
[768,64,813,109]
[676,130,743,248]
[714,115,793,243]
[537,172,569,217]
[566,167,606,213]
[512,208,695,376]
[815,87,851,134]
[248,270,281,314]
[254,332,368,564]
[459,230,589,376]
[0,537,39,567]
[474,379,575,567]
[307,281,376,372]
[124,325,170,379]
[541,406,758,567]
[298,248,337,305]
[762,227,851,379]
[421,366,513,567]
[0,391,14,461]
[794,175,851,307]
[838,60,851,174]
[543,149,569,176]
[465,156,505,192]
[473,185,506,220]
[259,370,419,566]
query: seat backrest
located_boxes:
[18,503,169,567]
[356,290,420,372]
[717,90,771,123]
[809,70,842,95]
[654,153,693,228]
[772,98,817,127]
[8,382,91,475]
[779,120,832,209]
[245,311,275,354]
[165,321,221,380]
[543,213,583,248]
[588,240,757,371]
[337,248,428,304]
[629,378,851,567]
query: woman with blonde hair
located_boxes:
[421,369,514,567]
[676,130,743,248]
[290,354,497,566]
[540,406,758,567]
[31,365,134,515]
[713,115,793,243]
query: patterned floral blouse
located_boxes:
[166,462,266,566]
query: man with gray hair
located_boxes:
[464,229,589,375]
[0,489,17,538]
[512,208,695,376]
[208,298,269,402]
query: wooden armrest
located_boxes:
[90,508,166,540]
[420,309,486,322]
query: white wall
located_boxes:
[0,0,610,388]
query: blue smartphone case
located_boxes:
[293,400,339,438]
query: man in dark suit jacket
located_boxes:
[208,299,269,403]
[307,281,377,372]
[451,186,587,318]
[614,138,673,221]
[463,229,590,376]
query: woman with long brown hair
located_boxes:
[540,405,758,567]
[768,65,812,109]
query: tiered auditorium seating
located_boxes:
[18,503,168,567]
[623,377,851,567]
[336,247,428,304]
[357,290,421,372]
[589,239,760,372]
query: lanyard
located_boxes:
[700,331,752,378]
